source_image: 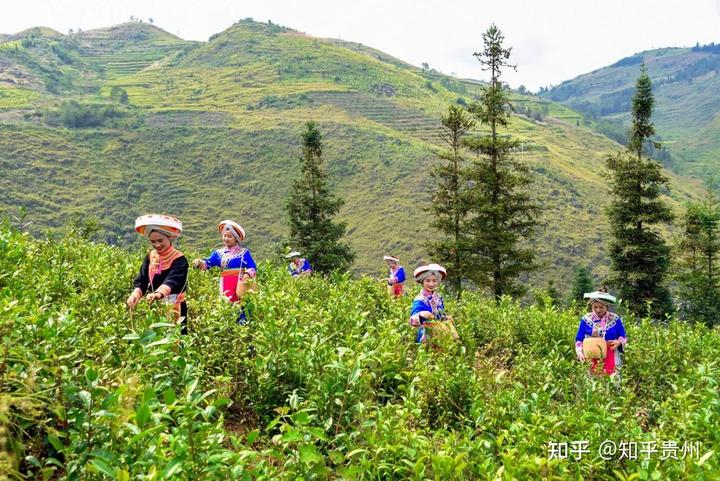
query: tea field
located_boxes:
[1,224,719,480]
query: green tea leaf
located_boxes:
[135,402,151,428]
[299,444,322,465]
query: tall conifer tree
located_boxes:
[464,24,538,300]
[287,121,354,274]
[426,105,476,294]
[606,65,673,317]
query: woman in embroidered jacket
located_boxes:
[286,251,312,277]
[409,263,454,343]
[383,255,406,297]
[192,220,256,324]
[126,214,189,333]
[575,288,627,376]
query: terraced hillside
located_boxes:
[0,19,706,291]
[543,46,720,186]
[75,23,196,78]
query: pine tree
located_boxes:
[629,64,656,160]
[426,104,476,294]
[464,24,538,300]
[675,199,720,326]
[569,266,594,305]
[606,65,673,317]
[286,121,354,274]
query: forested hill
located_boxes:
[542,44,720,186]
[0,19,705,287]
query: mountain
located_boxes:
[542,45,720,186]
[0,20,705,290]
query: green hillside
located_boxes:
[542,46,720,185]
[0,19,707,291]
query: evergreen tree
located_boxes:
[534,279,561,308]
[606,65,673,317]
[628,64,656,160]
[674,199,720,326]
[426,104,476,294]
[569,266,594,305]
[286,121,354,274]
[464,24,538,300]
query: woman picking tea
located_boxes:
[575,288,627,376]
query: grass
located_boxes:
[0,87,40,109]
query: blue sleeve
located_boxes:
[617,317,626,339]
[303,260,312,272]
[575,319,586,344]
[242,250,257,275]
[204,250,222,269]
[607,317,626,341]
[396,267,405,283]
[410,299,430,318]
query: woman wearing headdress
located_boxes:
[192,220,257,324]
[286,251,312,277]
[126,214,189,333]
[575,287,627,377]
[382,255,406,297]
[409,263,458,344]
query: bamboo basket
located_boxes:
[424,320,460,340]
[582,337,607,360]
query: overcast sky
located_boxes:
[2,0,719,90]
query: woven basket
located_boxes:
[424,320,460,340]
[582,337,607,360]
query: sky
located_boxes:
[2,0,719,91]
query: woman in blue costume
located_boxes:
[409,263,457,344]
[575,287,627,378]
[286,251,312,277]
[382,255,406,297]
[193,220,257,324]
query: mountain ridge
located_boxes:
[0,19,707,291]
[542,43,720,186]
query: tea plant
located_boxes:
[1,222,718,480]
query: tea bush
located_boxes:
[1,223,718,480]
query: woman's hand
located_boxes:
[126,289,142,309]
[575,345,586,362]
[192,258,205,269]
[608,340,622,350]
[126,294,139,309]
[146,292,164,303]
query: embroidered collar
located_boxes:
[220,246,246,269]
[583,311,617,329]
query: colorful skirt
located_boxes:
[220,269,243,302]
[590,348,621,376]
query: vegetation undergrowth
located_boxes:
[1,223,718,480]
